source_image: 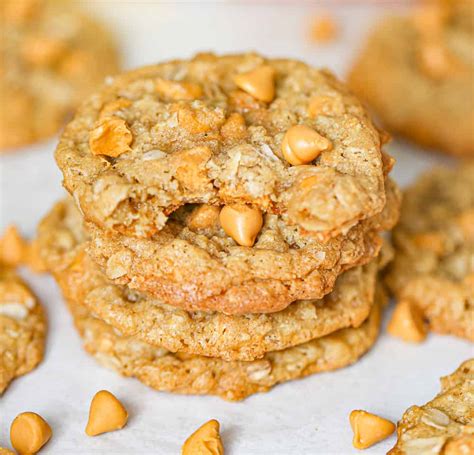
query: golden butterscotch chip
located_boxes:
[219,204,263,247]
[182,420,224,455]
[0,225,27,267]
[234,65,275,103]
[10,412,52,454]
[310,14,338,43]
[156,79,203,100]
[282,125,332,165]
[99,98,132,120]
[387,299,427,343]
[89,117,132,157]
[350,410,395,449]
[85,390,128,436]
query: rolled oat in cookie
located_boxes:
[386,163,474,341]
[55,52,388,240]
[0,266,46,394]
[389,359,474,455]
[0,0,119,150]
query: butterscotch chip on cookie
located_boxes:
[386,163,474,341]
[62,274,387,401]
[348,1,474,157]
[0,0,119,150]
[0,267,46,394]
[55,52,389,241]
[389,359,474,455]
[38,198,392,361]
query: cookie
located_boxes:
[55,52,389,241]
[65,279,386,401]
[389,359,474,455]
[0,0,119,150]
[85,177,400,314]
[38,198,389,361]
[386,163,474,341]
[348,1,474,156]
[0,266,46,395]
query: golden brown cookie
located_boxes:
[386,163,474,341]
[55,52,389,241]
[348,1,474,157]
[389,359,474,454]
[0,0,119,150]
[38,198,391,361]
[64,277,386,401]
[0,266,46,394]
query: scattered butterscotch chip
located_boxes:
[234,65,275,103]
[281,125,332,165]
[387,299,427,343]
[219,204,263,247]
[89,117,133,158]
[10,412,52,454]
[85,390,128,436]
[350,410,395,449]
[182,419,224,455]
[156,78,203,101]
[0,225,27,267]
[310,14,338,43]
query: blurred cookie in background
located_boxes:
[0,0,120,151]
[348,0,474,157]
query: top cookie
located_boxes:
[0,0,119,150]
[56,52,387,240]
[348,1,474,157]
[386,163,474,341]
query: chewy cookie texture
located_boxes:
[386,163,474,341]
[348,1,474,157]
[0,266,46,395]
[389,359,474,455]
[0,0,119,150]
[40,52,400,399]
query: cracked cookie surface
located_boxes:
[55,52,388,240]
[38,198,391,361]
[0,266,46,394]
[389,359,474,455]
[63,276,386,401]
[386,163,474,341]
[0,0,119,150]
[348,1,474,156]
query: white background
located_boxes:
[0,2,472,454]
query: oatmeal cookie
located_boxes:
[64,280,386,401]
[348,1,474,156]
[0,266,46,394]
[0,0,119,150]
[386,163,474,341]
[389,359,474,455]
[55,52,388,240]
[38,198,391,361]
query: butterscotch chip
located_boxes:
[0,225,27,267]
[0,0,119,151]
[281,125,332,165]
[10,412,52,454]
[182,420,224,455]
[350,410,395,449]
[89,117,133,157]
[389,359,474,455]
[56,53,389,243]
[348,3,474,157]
[0,267,46,395]
[85,390,128,436]
[387,299,427,343]
[386,164,474,341]
[219,204,263,247]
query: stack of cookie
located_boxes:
[38,53,400,400]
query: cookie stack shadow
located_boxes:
[36,54,401,401]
